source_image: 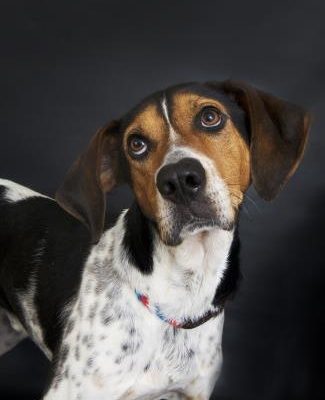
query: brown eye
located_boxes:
[128,135,148,157]
[200,107,222,128]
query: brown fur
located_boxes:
[121,92,251,222]
[123,103,170,220]
[168,92,251,209]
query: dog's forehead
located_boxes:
[121,82,246,135]
[166,83,235,110]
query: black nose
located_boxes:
[156,158,206,204]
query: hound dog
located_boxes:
[0,80,310,399]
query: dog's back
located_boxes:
[0,179,91,357]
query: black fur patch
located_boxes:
[122,202,154,274]
[0,185,7,205]
[0,193,91,353]
[212,227,241,308]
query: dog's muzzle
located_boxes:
[156,157,231,245]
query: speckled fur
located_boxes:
[45,212,230,400]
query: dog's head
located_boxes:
[56,81,310,245]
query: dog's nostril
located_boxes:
[163,181,176,195]
[185,173,201,190]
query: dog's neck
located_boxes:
[89,204,235,326]
[132,229,232,326]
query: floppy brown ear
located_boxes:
[221,80,311,200]
[55,120,124,243]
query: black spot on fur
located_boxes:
[188,349,195,358]
[87,357,94,368]
[144,362,151,372]
[123,202,154,274]
[100,303,113,326]
[74,346,80,361]
[60,345,69,363]
[163,330,170,342]
[81,334,94,348]
[129,327,135,336]
[102,316,112,325]
[65,319,75,334]
[82,334,89,344]
[88,302,98,321]
[64,367,69,379]
[122,343,129,352]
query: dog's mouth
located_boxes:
[157,202,234,246]
[182,217,219,234]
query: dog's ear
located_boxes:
[220,80,311,200]
[56,120,124,243]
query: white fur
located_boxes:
[161,96,179,142]
[17,273,52,359]
[0,178,51,202]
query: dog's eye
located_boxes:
[199,107,223,128]
[128,135,148,157]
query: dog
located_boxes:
[0,80,310,399]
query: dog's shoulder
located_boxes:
[0,178,53,244]
[0,178,84,234]
[0,178,92,268]
[0,179,55,230]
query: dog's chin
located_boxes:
[158,216,234,247]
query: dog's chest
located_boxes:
[47,224,230,399]
[121,316,223,399]
[51,283,223,400]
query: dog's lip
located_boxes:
[180,211,234,234]
[181,216,219,233]
[172,202,222,230]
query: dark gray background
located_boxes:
[0,0,324,399]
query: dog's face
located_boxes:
[56,81,310,245]
[121,84,250,245]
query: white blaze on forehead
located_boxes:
[161,95,179,142]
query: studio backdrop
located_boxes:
[0,1,324,399]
